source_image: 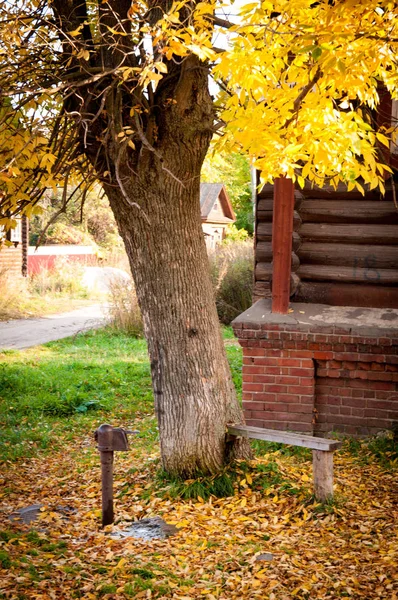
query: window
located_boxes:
[0,218,22,245]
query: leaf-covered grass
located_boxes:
[0,327,397,599]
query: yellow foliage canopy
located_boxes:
[214,0,398,192]
[0,0,397,231]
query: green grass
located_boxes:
[226,344,243,402]
[154,468,236,501]
[0,328,153,461]
[252,440,312,462]
[222,325,235,339]
[0,326,240,462]
[341,434,397,470]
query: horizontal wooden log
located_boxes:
[256,222,273,241]
[256,244,301,268]
[258,199,273,212]
[256,254,300,280]
[257,210,273,222]
[293,211,302,230]
[253,281,271,301]
[227,424,342,451]
[300,200,398,224]
[257,199,273,222]
[299,223,398,244]
[255,262,272,281]
[257,224,302,245]
[298,243,398,270]
[258,198,302,213]
[290,272,301,296]
[302,181,381,199]
[290,255,300,272]
[257,204,302,229]
[268,272,301,296]
[292,281,398,309]
[294,233,303,252]
[257,184,274,199]
[253,281,271,303]
[298,264,398,284]
[258,184,304,201]
[256,241,273,262]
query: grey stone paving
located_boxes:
[0,304,109,350]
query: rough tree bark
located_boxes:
[50,0,251,477]
[103,63,249,476]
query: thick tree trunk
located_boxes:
[98,60,250,476]
[105,169,249,476]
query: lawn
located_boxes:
[0,329,397,599]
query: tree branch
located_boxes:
[284,67,322,128]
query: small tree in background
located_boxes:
[29,185,125,255]
[202,152,253,234]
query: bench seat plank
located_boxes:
[227,424,342,452]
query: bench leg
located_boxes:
[312,450,334,502]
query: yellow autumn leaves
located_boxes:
[2,436,396,599]
[213,0,398,191]
[1,0,397,234]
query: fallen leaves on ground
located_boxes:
[1,432,397,600]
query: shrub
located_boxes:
[29,257,87,297]
[30,221,95,246]
[105,240,253,334]
[0,269,29,320]
[107,275,144,337]
[209,240,253,325]
[224,223,249,243]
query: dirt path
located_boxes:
[0,304,109,350]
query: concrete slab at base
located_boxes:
[233,299,398,335]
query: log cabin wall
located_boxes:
[254,180,398,308]
[237,178,398,437]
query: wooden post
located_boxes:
[272,177,295,313]
[21,215,29,277]
[96,424,114,527]
[312,450,334,502]
[376,83,398,172]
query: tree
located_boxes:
[28,183,124,252]
[0,0,397,476]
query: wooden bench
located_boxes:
[227,424,342,501]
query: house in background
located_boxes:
[1,183,235,275]
[0,216,96,277]
[28,245,96,274]
[0,215,29,278]
[200,183,235,249]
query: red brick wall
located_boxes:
[233,321,398,436]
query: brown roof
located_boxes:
[200,183,235,221]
